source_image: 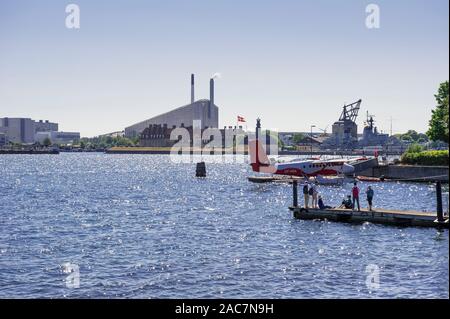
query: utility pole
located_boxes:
[389,117,395,136]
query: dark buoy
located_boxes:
[196,162,206,177]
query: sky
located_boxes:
[0,0,448,137]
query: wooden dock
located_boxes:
[248,175,303,184]
[288,180,449,229]
[288,206,449,229]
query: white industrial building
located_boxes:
[34,120,58,133]
[124,75,219,138]
[0,117,78,145]
[35,131,80,145]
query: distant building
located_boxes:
[279,132,324,150]
[125,75,219,138]
[139,124,246,148]
[0,117,36,143]
[35,131,80,145]
[321,100,361,150]
[34,120,58,132]
[384,135,407,153]
[0,132,7,146]
[0,117,81,145]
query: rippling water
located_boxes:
[0,154,448,298]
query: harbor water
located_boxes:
[0,154,448,298]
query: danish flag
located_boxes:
[237,116,246,122]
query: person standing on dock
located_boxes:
[352,182,361,211]
[303,182,310,209]
[366,186,374,211]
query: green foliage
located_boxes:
[401,150,449,166]
[79,135,137,149]
[394,130,428,143]
[427,81,449,143]
[292,133,305,144]
[406,143,423,154]
[262,130,282,149]
[43,137,52,147]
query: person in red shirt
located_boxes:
[352,182,361,211]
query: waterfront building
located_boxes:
[0,117,36,144]
[125,75,219,138]
[34,120,58,133]
[34,131,80,145]
[0,117,80,145]
[0,132,7,146]
[279,132,325,150]
[139,124,246,149]
[0,117,61,144]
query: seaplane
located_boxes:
[249,140,355,177]
[248,119,356,183]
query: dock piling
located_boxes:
[292,180,298,207]
[436,181,444,222]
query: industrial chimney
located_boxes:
[209,78,214,118]
[191,74,195,104]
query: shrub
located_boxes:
[401,150,449,166]
[406,143,423,153]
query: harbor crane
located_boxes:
[339,99,361,122]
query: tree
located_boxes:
[405,130,419,141]
[427,81,449,143]
[43,137,52,147]
[292,133,305,144]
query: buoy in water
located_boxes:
[196,162,206,177]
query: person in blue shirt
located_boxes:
[339,195,353,209]
[318,195,332,210]
[366,186,374,211]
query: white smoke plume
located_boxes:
[212,72,221,80]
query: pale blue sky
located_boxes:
[0,0,448,137]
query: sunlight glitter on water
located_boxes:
[0,154,448,298]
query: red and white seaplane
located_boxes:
[249,120,355,179]
[249,140,355,177]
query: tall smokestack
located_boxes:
[191,74,195,104]
[209,78,214,118]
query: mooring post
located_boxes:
[293,180,298,207]
[436,181,444,222]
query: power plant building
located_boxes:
[0,117,78,145]
[35,120,58,133]
[0,117,36,144]
[124,75,219,138]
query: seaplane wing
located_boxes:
[249,140,355,177]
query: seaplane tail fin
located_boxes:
[249,140,275,173]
